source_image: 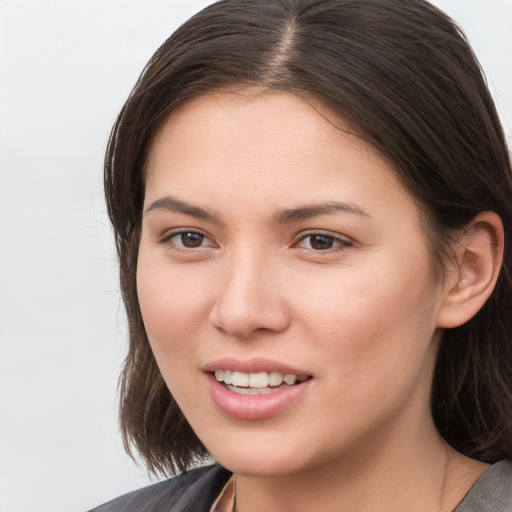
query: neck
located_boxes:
[234,417,486,512]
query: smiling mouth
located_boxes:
[214,369,311,395]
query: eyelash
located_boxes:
[160,230,216,251]
[294,231,352,253]
[160,229,352,254]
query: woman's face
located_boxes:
[137,90,451,476]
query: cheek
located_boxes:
[136,255,212,374]
[136,261,214,417]
[295,258,439,384]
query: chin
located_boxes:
[206,443,284,474]
[216,455,304,478]
[206,438,323,478]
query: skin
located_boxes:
[137,90,489,511]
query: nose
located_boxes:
[208,251,291,339]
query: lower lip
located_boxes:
[206,373,312,420]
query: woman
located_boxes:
[90,0,512,510]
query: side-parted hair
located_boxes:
[105,0,512,475]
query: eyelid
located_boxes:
[160,228,217,250]
[157,227,352,253]
[293,230,353,252]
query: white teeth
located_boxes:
[226,384,292,395]
[268,371,284,386]
[248,372,268,388]
[231,371,249,387]
[283,374,297,385]
[214,369,308,389]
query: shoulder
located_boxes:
[455,459,512,511]
[87,464,232,512]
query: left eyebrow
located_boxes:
[144,196,220,222]
[273,202,370,223]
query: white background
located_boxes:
[0,1,510,511]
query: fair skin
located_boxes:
[137,90,501,511]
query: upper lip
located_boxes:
[203,357,311,377]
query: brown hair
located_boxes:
[105,0,512,475]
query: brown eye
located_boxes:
[164,230,211,249]
[179,232,205,248]
[295,232,351,253]
[308,234,335,250]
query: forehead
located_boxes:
[144,90,419,223]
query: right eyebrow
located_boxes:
[273,201,370,223]
[144,196,220,223]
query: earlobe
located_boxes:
[437,211,504,329]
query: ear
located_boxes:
[436,211,504,329]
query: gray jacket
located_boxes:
[89,460,512,511]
